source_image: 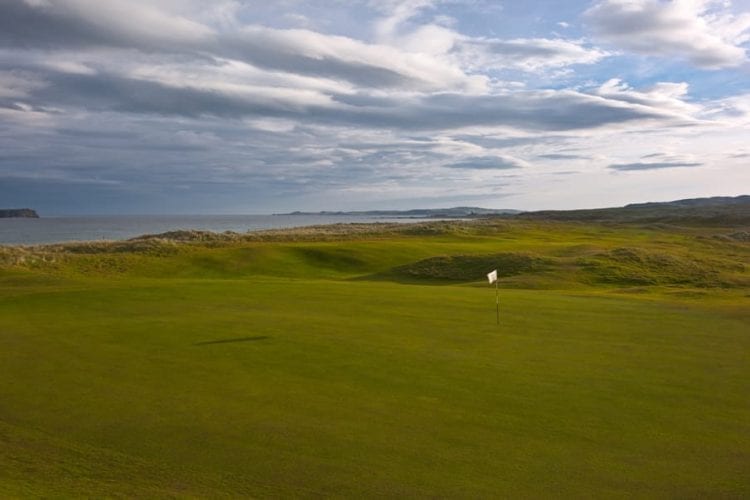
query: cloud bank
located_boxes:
[0,0,748,213]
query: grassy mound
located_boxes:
[578,247,725,286]
[385,252,549,282]
[2,218,748,289]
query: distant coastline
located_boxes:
[0,213,448,245]
[0,208,39,218]
[275,207,522,218]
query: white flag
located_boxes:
[487,269,497,284]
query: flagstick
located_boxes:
[495,278,499,325]
[487,269,499,326]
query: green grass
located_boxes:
[0,219,749,497]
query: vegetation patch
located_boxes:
[291,246,369,272]
[386,252,549,282]
[131,221,482,243]
[578,247,724,286]
[130,229,240,243]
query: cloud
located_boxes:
[9,64,686,133]
[372,0,439,41]
[0,0,485,93]
[609,151,705,170]
[0,0,214,50]
[700,92,750,124]
[0,0,748,213]
[585,0,750,69]
[595,79,699,116]
[224,25,481,92]
[0,69,47,98]
[31,71,335,118]
[444,155,528,169]
[537,153,589,160]
[330,89,681,131]
[370,0,607,72]
[609,160,703,171]
[454,37,608,71]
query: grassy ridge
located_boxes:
[1,219,749,496]
[2,220,748,287]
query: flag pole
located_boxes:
[487,269,499,326]
[495,278,499,325]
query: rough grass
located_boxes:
[0,218,748,497]
[3,219,748,288]
[578,247,726,286]
[385,252,550,282]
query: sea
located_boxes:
[0,214,440,245]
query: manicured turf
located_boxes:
[1,221,748,497]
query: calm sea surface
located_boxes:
[0,215,439,245]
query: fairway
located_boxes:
[1,220,749,497]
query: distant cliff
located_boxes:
[0,208,39,218]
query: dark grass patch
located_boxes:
[194,336,270,346]
[665,290,709,298]
[291,246,369,272]
[380,252,550,283]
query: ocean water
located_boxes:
[0,214,438,245]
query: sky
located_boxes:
[0,0,749,214]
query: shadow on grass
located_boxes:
[352,273,472,286]
[352,252,552,286]
[194,336,269,346]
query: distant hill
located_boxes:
[625,196,750,209]
[278,197,750,225]
[278,207,522,218]
[0,208,39,218]
[515,195,750,225]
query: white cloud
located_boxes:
[455,37,608,71]
[371,0,607,72]
[585,0,750,69]
[229,25,486,93]
[595,79,700,116]
[51,0,215,45]
[126,56,353,106]
[371,0,438,41]
[701,92,750,124]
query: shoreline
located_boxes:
[0,214,467,246]
[0,218,483,248]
